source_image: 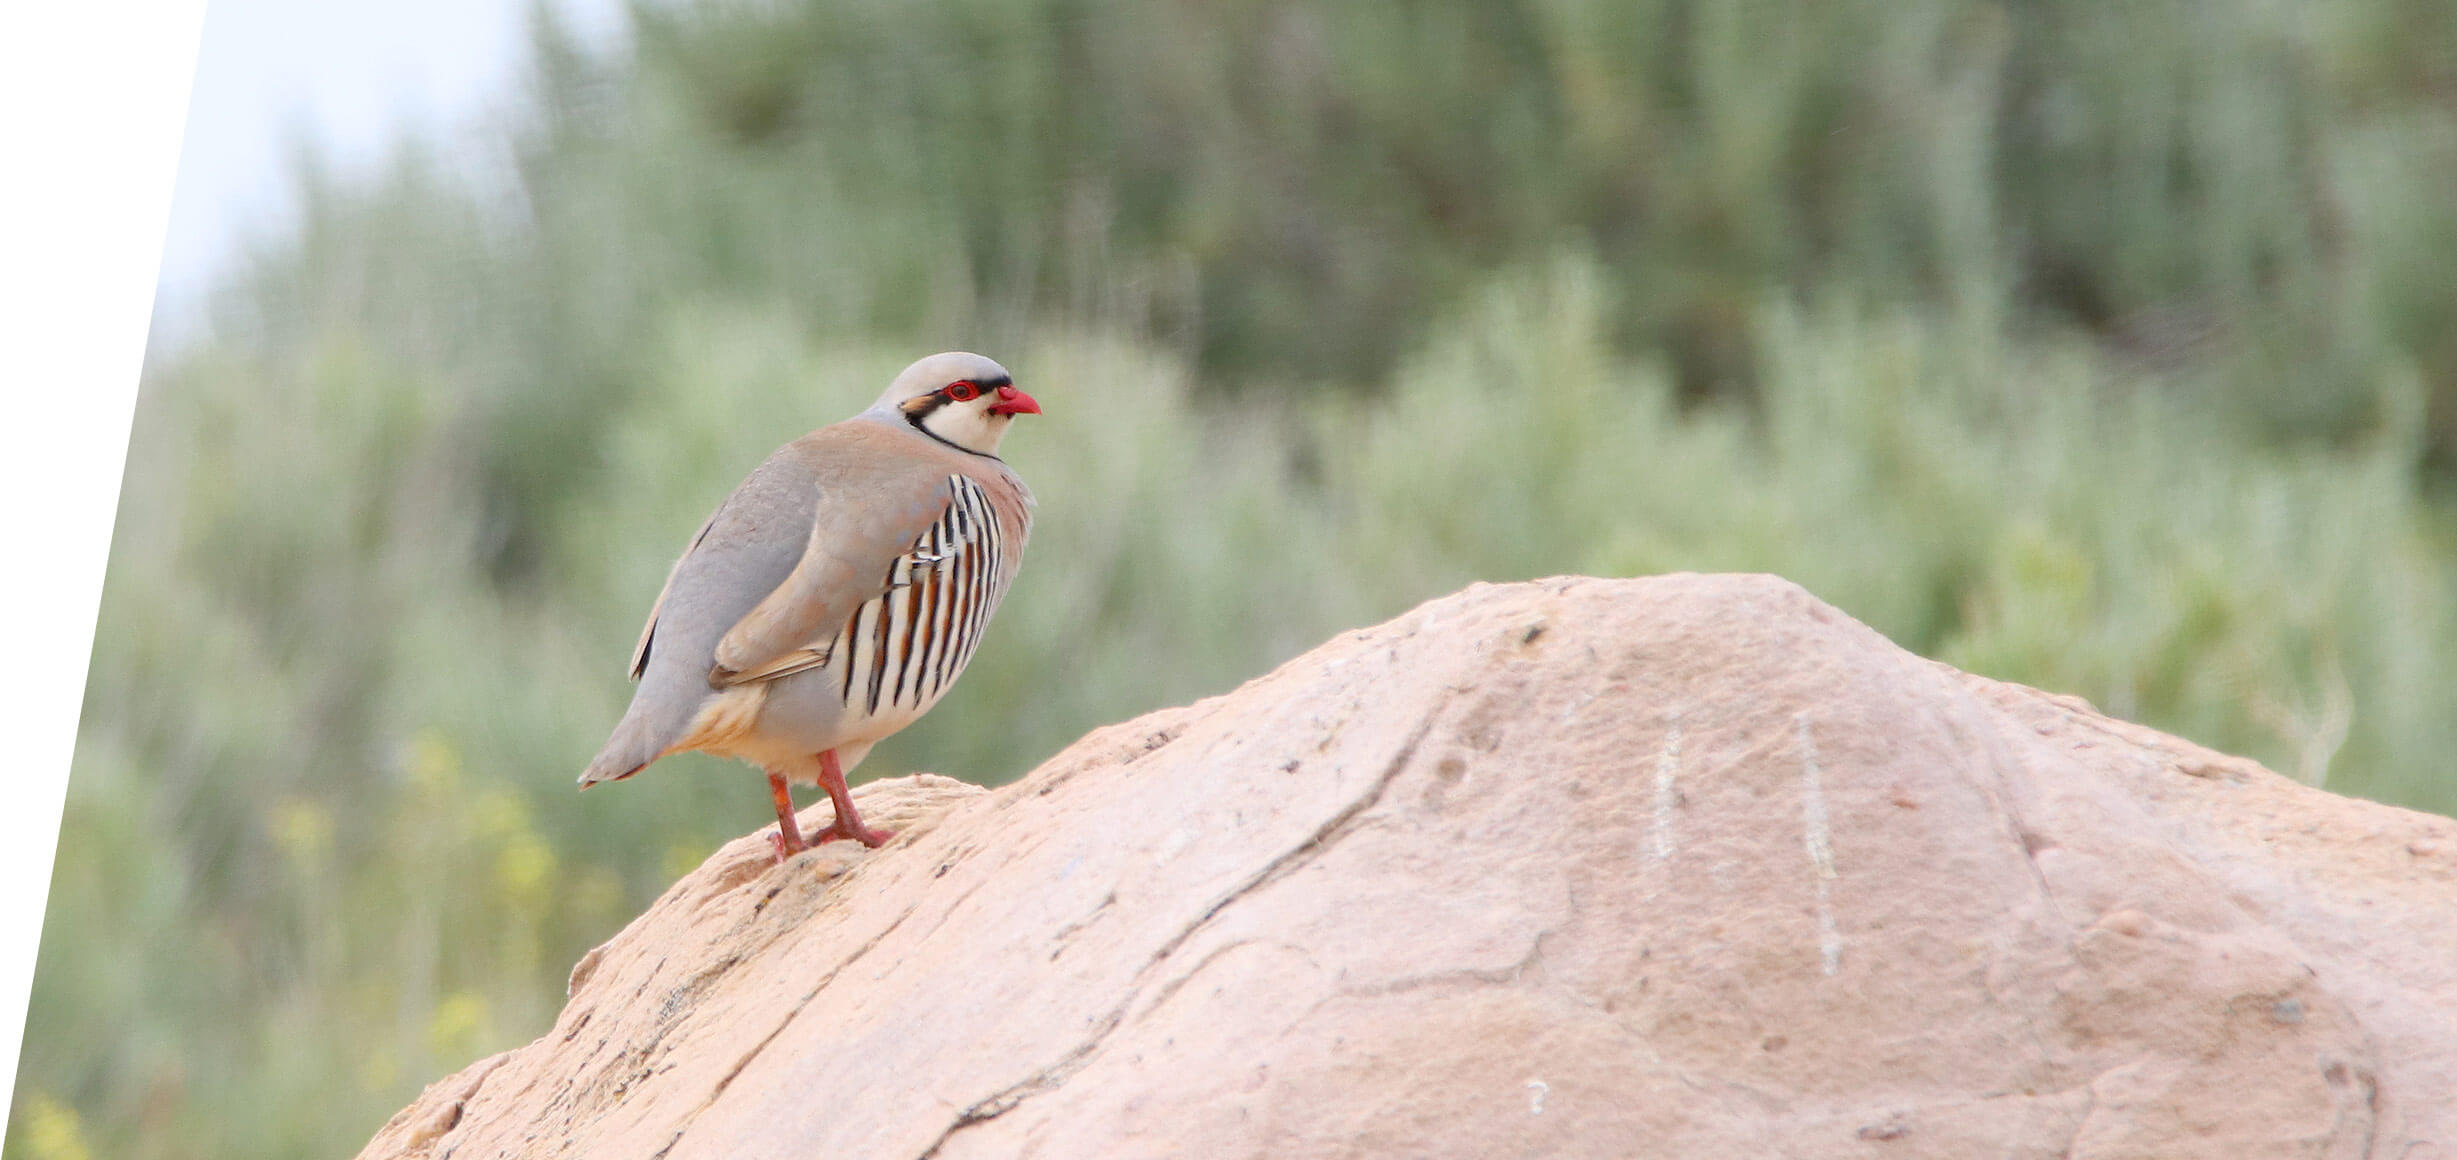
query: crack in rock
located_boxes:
[1125,937,1262,1022]
[908,696,1453,1160]
[1334,931,1549,999]
[646,901,921,1159]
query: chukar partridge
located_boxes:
[580,352,1038,856]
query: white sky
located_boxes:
[157,0,623,316]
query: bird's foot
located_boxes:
[806,817,895,849]
[766,769,809,862]
[805,749,893,848]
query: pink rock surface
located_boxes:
[358,575,2457,1159]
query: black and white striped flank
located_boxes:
[834,475,1013,717]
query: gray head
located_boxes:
[869,351,1040,457]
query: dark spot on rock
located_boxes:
[2271,998,2306,1025]
[1856,1114,1910,1141]
[1762,1035,1788,1052]
[1120,729,1182,765]
[1436,756,1467,784]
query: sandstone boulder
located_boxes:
[359,575,2457,1159]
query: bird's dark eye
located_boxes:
[945,380,981,402]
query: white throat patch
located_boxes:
[920,399,1013,456]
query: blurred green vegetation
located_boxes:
[14,0,2457,1157]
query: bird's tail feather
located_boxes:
[579,717,663,788]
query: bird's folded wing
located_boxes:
[708,468,958,688]
[628,513,720,680]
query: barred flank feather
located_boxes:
[836,475,1012,719]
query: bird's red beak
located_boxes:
[988,384,1041,416]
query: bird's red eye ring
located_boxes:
[945,380,981,402]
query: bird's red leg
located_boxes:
[805,748,894,848]
[768,769,808,861]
